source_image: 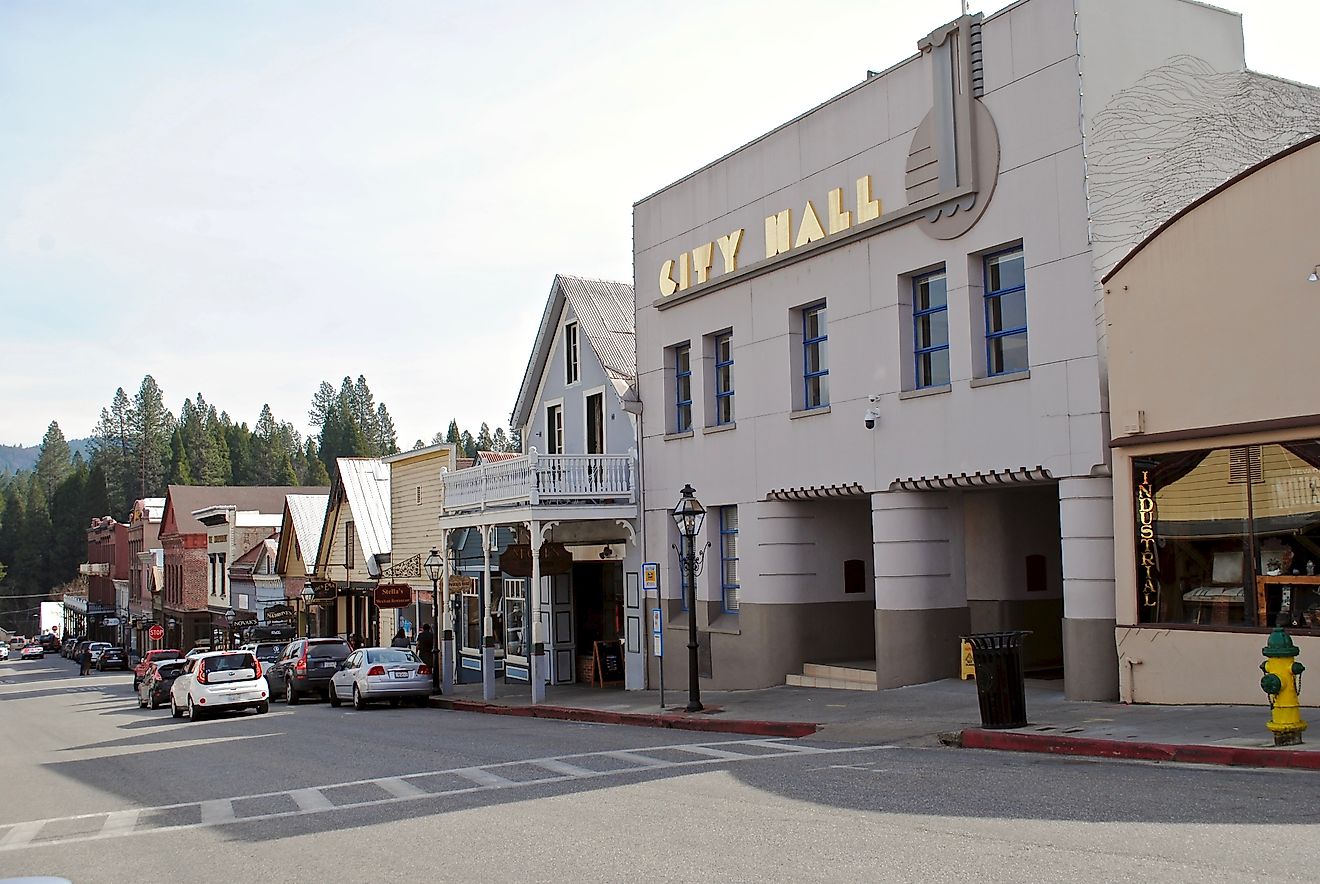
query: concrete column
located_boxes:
[872,489,968,688]
[480,524,496,701]
[529,519,544,703]
[1059,477,1120,700]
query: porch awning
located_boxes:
[890,466,1054,492]
[765,482,868,501]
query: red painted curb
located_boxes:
[428,697,817,738]
[960,728,1320,771]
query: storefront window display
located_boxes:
[1135,441,1320,631]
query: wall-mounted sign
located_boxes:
[264,604,294,618]
[642,562,659,591]
[1134,466,1160,609]
[232,612,258,625]
[448,575,475,593]
[374,584,414,609]
[499,543,574,578]
[311,584,337,603]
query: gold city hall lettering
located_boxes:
[657,176,885,296]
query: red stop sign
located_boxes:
[148,624,165,641]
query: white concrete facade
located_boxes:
[632,0,1320,696]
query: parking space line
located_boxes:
[0,821,44,849]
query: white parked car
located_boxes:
[329,647,432,710]
[170,650,270,720]
[88,642,112,665]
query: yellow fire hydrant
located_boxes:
[1260,627,1307,746]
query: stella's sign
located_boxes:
[374,584,414,609]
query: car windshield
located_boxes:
[91,643,111,649]
[157,663,186,677]
[366,649,419,665]
[254,644,283,660]
[307,642,349,659]
[204,653,257,672]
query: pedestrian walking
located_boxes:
[79,645,92,676]
[349,633,364,651]
[390,628,410,649]
[417,623,436,671]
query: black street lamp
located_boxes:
[300,586,315,637]
[424,547,443,692]
[671,483,707,713]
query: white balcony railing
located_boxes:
[442,449,637,513]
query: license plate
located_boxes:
[319,661,336,668]
[391,670,409,679]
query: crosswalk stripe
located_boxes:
[375,778,428,800]
[673,744,758,760]
[603,750,672,767]
[289,789,334,812]
[531,758,596,778]
[200,799,234,825]
[453,767,516,787]
[0,821,44,849]
[100,810,139,836]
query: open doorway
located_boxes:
[571,561,624,687]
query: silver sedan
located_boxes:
[328,647,432,710]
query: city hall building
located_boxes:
[632,0,1320,697]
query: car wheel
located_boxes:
[170,696,183,719]
[189,699,205,721]
[285,681,300,705]
[257,700,269,714]
[150,694,160,710]
[353,685,367,710]
[328,683,341,707]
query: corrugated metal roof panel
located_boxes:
[285,494,329,570]
[336,458,391,576]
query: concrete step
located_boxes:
[786,674,877,691]
[801,662,877,684]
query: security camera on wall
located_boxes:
[864,395,881,430]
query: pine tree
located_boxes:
[446,420,461,445]
[430,432,445,446]
[413,439,426,450]
[224,422,252,484]
[35,421,72,499]
[49,460,87,585]
[252,404,278,485]
[375,402,399,455]
[84,462,112,521]
[492,427,509,452]
[308,381,336,434]
[460,430,477,459]
[302,439,330,486]
[351,376,381,450]
[16,477,52,596]
[476,422,494,452]
[167,427,192,485]
[131,375,173,498]
[509,426,523,452]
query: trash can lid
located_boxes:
[1262,627,1300,659]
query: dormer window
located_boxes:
[565,322,580,385]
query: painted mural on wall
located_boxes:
[1088,55,1320,275]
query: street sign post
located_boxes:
[642,563,658,591]
[652,608,664,708]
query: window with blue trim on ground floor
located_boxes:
[674,343,693,432]
[802,303,828,409]
[713,331,734,425]
[720,505,739,613]
[913,269,949,388]
[984,247,1027,375]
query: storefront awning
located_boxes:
[765,482,868,501]
[890,466,1053,491]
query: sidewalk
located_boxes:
[428,676,1320,770]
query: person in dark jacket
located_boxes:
[416,623,436,669]
[390,628,410,649]
[79,645,92,676]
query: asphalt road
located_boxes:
[3,654,1320,883]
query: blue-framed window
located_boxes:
[720,506,739,613]
[674,343,692,432]
[984,248,1027,376]
[802,303,828,409]
[714,332,734,425]
[913,270,949,388]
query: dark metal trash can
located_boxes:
[963,631,1031,728]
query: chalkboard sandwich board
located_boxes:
[592,640,625,687]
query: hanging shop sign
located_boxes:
[1134,466,1160,609]
[447,575,475,594]
[310,584,338,603]
[374,584,414,609]
[263,604,294,619]
[499,543,574,578]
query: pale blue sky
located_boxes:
[1,0,1315,446]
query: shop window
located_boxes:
[802,303,829,409]
[1133,440,1320,633]
[720,505,739,613]
[914,270,949,388]
[564,322,580,386]
[984,248,1027,376]
[713,332,734,425]
[674,343,693,432]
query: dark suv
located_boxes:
[267,638,351,704]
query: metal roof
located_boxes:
[276,494,327,578]
[163,485,316,537]
[511,274,635,429]
[335,458,392,577]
